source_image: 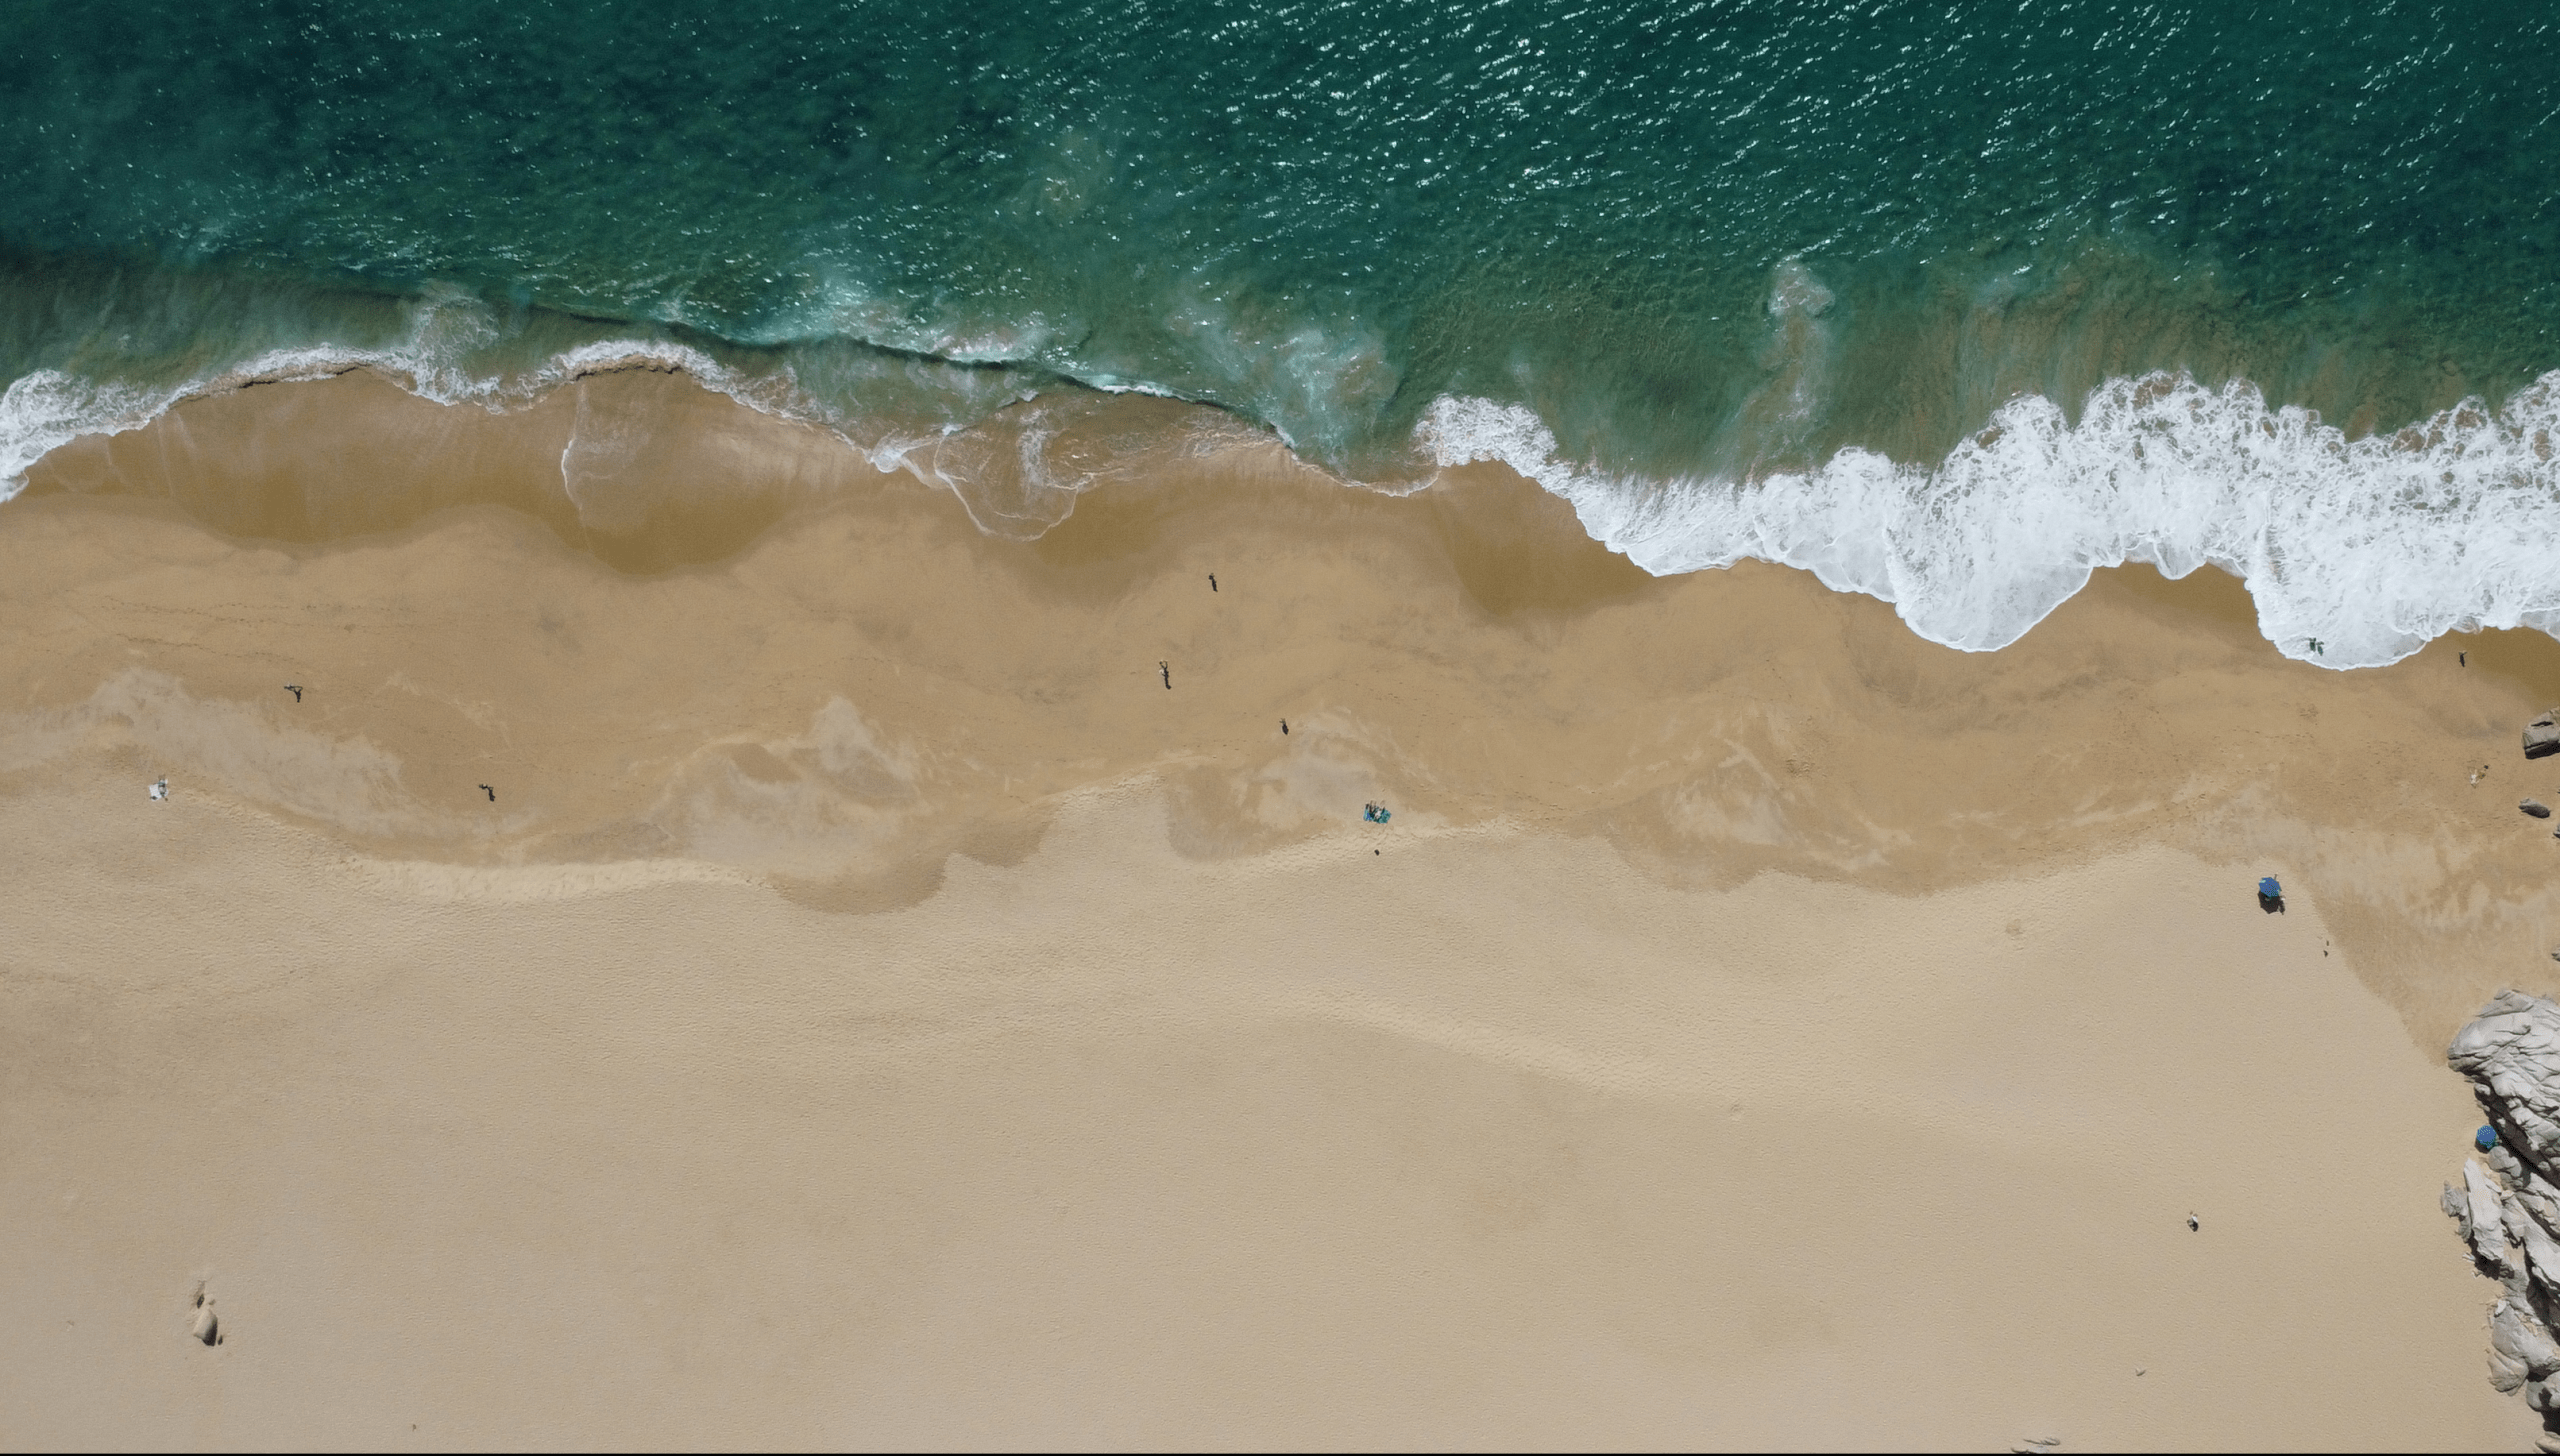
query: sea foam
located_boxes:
[1421,372,2560,669]
[0,288,829,504]
[15,284,2560,673]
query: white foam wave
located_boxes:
[0,370,173,500]
[0,288,841,502]
[1420,372,2560,669]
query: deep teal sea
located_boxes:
[5,0,2559,663]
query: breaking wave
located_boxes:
[1423,372,2560,670]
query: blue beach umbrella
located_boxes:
[2258,876,2282,899]
[2480,1125,2502,1151]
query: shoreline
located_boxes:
[20,357,2560,666]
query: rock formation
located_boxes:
[2527,711,2560,760]
[2445,990,2560,1445]
[2523,800,2551,819]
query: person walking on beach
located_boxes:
[1160,660,1172,689]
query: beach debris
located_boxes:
[478,784,495,802]
[148,777,167,802]
[2256,875,2284,914]
[189,1284,220,1346]
[1363,802,1391,824]
[2442,990,2560,1421]
[2478,764,2493,786]
[2528,711,2560,760]
[2526,800,2553,819]
[2187,1213,2200,1232]
[284,683,302,703]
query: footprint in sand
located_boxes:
[188,1282,222,1347]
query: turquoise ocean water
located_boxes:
[5,0,2558,663]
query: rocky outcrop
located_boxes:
[2524,800,2552,819]
[2446,991,2560,1434]
[2530,712,2560,760]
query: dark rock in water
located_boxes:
[2528,712,2560,760]
[2526,800,2553,819]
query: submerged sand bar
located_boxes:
[3,370,2556,1447]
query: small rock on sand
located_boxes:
[2530,711,2560,760]
[2525,799,2552,819]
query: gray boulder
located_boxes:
[2447,991,2560,1427]
[2528,800,2553,820]
[2531,712,2560,760]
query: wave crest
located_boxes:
[1422,372,2560,668]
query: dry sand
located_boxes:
[5,369,2559,1448]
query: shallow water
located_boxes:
[6,0,2559,664]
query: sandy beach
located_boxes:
[6,368,2558,1448]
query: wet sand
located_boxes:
[4,369,2557,1448]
